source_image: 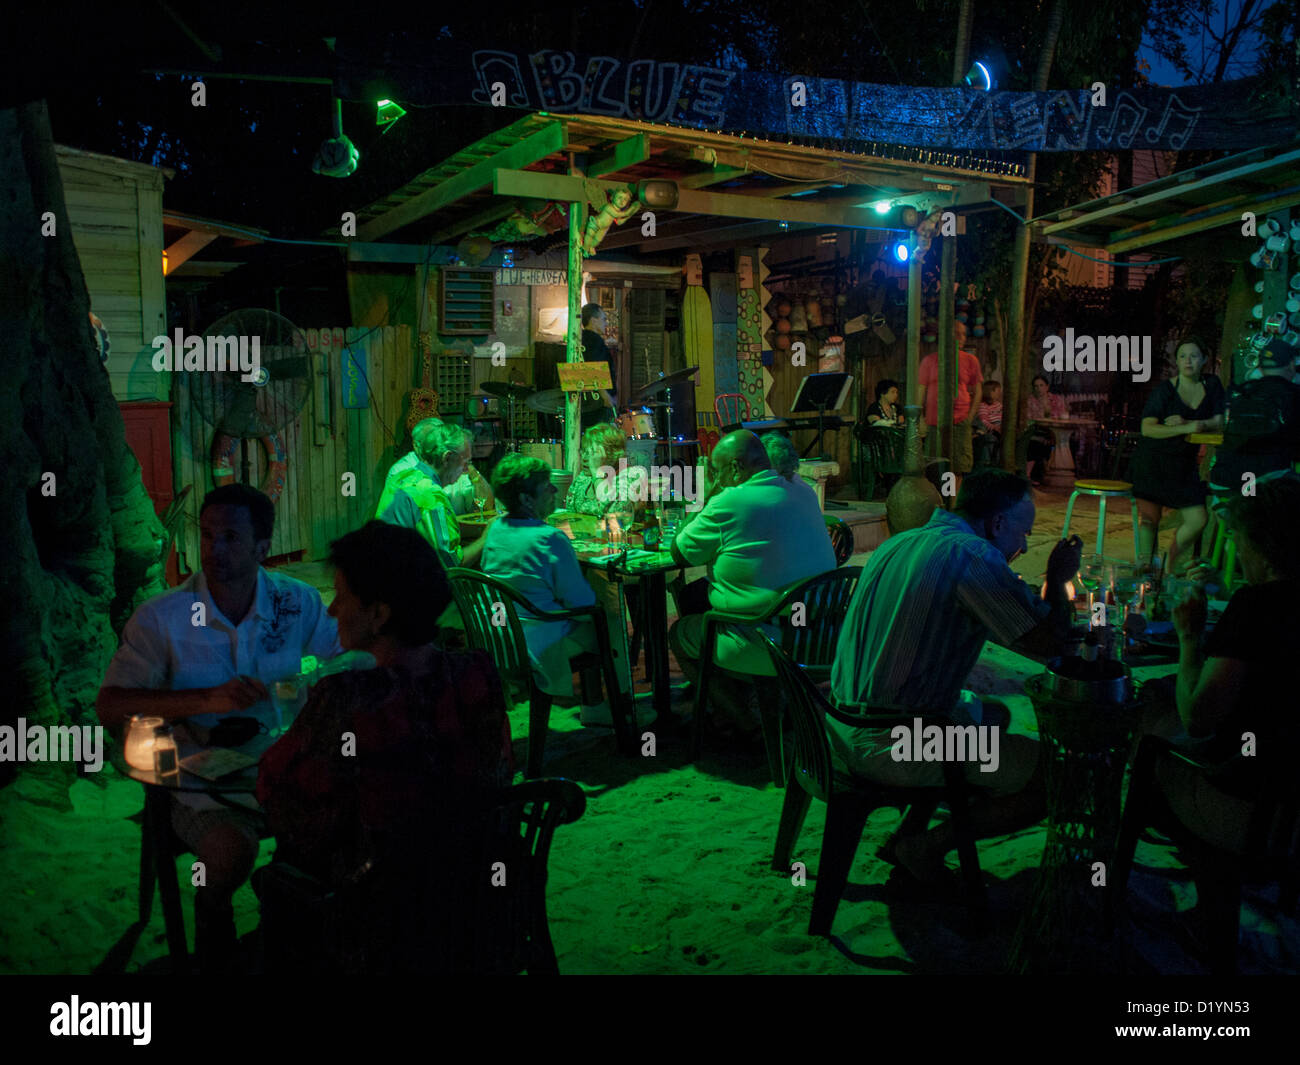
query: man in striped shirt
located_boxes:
[829,468,1081,888]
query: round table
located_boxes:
[1033,417,1098,487]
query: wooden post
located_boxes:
[938,233,955,464]
[566,156,588,477]
[1003,0,1065,471]
[904,234,924,475]
[1003,172,1032,472]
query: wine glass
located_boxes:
[1111,562,1149,650]
[1076,554,1108,628]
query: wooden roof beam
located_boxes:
[587,134,650,177]
[162,230,217,275]
[1105,184,1300,254]
[359,122,566,242]
[494,168,883,227]
[1039,148,1300,236]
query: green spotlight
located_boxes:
[376,99,406,127]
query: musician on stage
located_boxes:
[581,303,620,428]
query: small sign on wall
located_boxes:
[341,343,369,409]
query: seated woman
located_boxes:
[865,378,905,427]
[1024,374,1067,485]
[762,431,801,481]
[1158,475,1300,852]
[481,454,634,727]
[256,520,513,970]
[973,379,1003,468]
[565,422,649,527]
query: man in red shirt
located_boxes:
[918,321,983,479]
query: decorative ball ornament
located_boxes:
[776,300,792,317]
[774,333,792,350]
[776,317,791,334]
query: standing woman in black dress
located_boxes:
[1129,337,1225,574]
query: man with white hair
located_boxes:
[669,430,835,732]
[376,420,485,568]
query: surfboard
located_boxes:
[682,253,714,431]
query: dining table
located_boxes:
[114,727,275,973]
[978,592,1227,973]
[1033,416,1099,487]
[548,511,687,728]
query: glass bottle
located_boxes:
[152,725,179,778]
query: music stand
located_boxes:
[790,372,853,460]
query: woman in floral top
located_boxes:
[565,422,649,522]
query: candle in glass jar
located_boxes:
[124,715,164,771]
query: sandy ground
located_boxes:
[2,485,1296,975]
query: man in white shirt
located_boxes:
[97,484,340,971]
[669,430,836,724]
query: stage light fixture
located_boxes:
[376,99,406,127]
[963,61,993,91]
[893,242,911,263]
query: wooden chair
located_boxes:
[254,778,587,974]
[447,568,634,776]
[692,567,861,783]
[824,514,854,566]
[757,632,988,935]
[715,393,751,430]
[1111,734,1300,974]
[135,782,272,974]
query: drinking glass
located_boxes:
[1111,563,1148,650]
[1076,554,1108,628]
[271,676,308,736]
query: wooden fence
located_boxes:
[171,325,414,573]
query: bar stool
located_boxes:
[1208,518,1240,590]
[1061,479,1141,560]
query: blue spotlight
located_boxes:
[893,242,911,263]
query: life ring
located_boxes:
[211,432,289,504]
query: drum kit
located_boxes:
[468,365,703,471]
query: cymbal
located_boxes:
[526,388,606,414]
[634,366,699,401]
[480,380,534,399]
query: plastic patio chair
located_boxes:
[692,567,862,783]
[825,514,854,566]
[757,631,988,935]
[1111,734,1300,974]
[447,568,635,776]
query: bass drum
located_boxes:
[521,439,564,468]
[616,408,657,439]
